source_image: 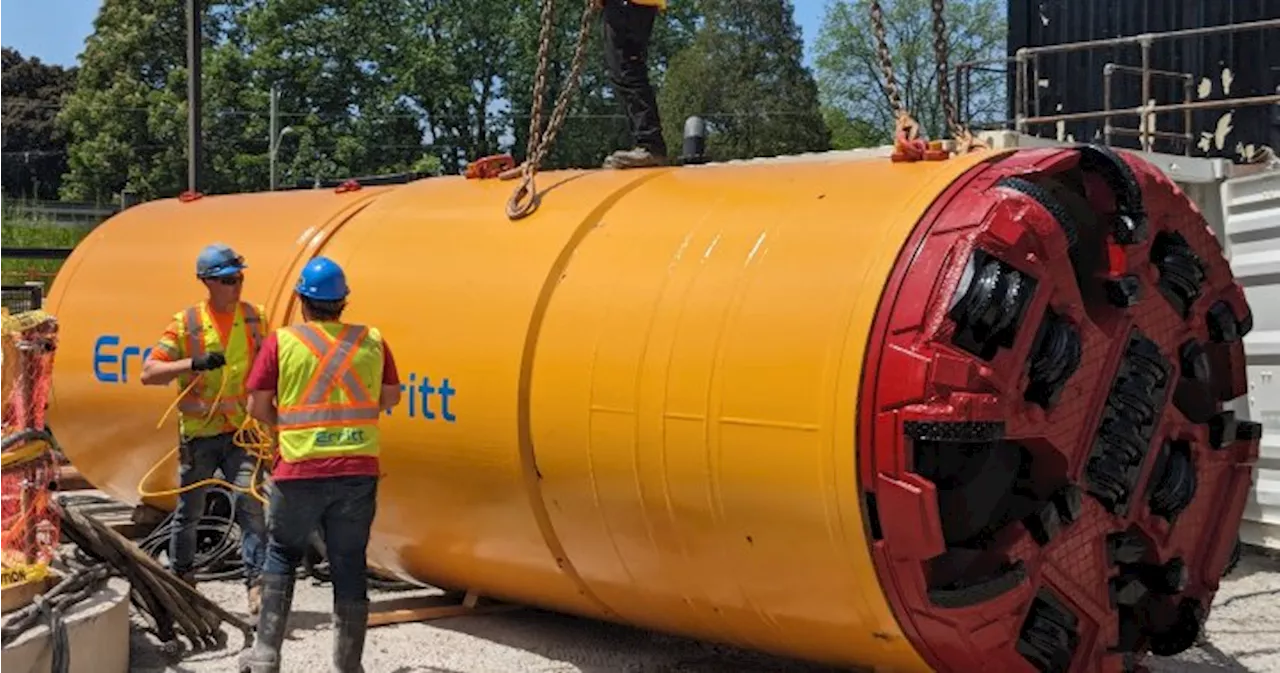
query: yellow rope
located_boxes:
[138,365,275,505]
[0,439,52,469]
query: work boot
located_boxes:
[176,570,197,588]
[237,573,295,673]
[603,146,667,169]
[332,601,369,673]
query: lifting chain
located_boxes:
[503,0,600,220]
[870,0,921,156]
[870,0,983,158]
[928,0,986,152]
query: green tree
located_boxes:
[58,0,428,200]
[822,105,885,149]
[391,0,519,173]
[233,0,425,186]
[2,49,79,199]
[815,0,1005,146]
[57,0,245,201]
[505,0,702,170]
[659,0,829,161]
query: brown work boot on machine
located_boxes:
[603,146,667,169]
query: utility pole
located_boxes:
[269,84,279,191]
[186,0,203,194]
[268,84,293,191]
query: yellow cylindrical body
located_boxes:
[46,151,1001,670]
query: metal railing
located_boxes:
[1,284,44,313]
[0,248,74,260]
[1103,64,1195,153]
[1009,18,1280,151]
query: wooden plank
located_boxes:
[367,590,520,628]
[56,465,93,492]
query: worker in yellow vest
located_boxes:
[140,243,269,616]
[597,0,668,168]
[239,256,401,673]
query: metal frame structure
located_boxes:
[956,18,1280,153]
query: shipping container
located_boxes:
[1222,167,1280,550]
[1006,0,1280,162]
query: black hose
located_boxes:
[51,497,254,653]
[40,595,68,673]
[0,562,112,667]
[1,428,54,451]
[136,487,247,581]
[131,487,419,592]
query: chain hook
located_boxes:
[504,0,599,220]
[506,171,540,220]
[928,0,984,154]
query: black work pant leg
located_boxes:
[602,0,666,156]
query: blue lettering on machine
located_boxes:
[93,335,153,383]
[394,373,457,422]
[94,335,458,422]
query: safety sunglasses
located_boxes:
[202,255,246,278]
[213,273,244,286]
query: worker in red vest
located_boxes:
[140,243,269,616]
[239,256,401,673]
[598,0,668,168]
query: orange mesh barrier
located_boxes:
[1,309,61,586]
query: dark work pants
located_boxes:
[602,0,666,156]
[171,432,266,585]
[263,475,378,604]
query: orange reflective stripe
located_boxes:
[277,324,377,429]
[181,306,206,399]
[183,307,203,359]
[275,404,382,429]
[292,325,371,405]
[242,302,264,356]
[289,323,327,358]
[178,395,244,416]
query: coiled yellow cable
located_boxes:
[137,364,274,505]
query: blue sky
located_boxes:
[2,1,830,68]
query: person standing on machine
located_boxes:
[599,0,669,169]
[140,243,269,616]
[239,256,401,673]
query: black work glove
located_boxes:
[191,352,226,372]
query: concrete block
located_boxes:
[1,577,130,673]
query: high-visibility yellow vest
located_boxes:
[172,301,266,438]
[274,322,385,463]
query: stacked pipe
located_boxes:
[44,144,1260,673]
[53,497,253,656]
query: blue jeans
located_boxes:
[170,432,267,585]
[264,475,378,604]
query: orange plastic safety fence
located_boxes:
[2,310,62,585]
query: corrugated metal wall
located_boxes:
[1223,167,1280,550]
[1007,0,1279,162]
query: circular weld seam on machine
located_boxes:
[46,145,1259,673]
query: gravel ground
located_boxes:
[127,550,1280,673]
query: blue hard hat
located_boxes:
[195,243,247,278]
[295,256,349,301]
